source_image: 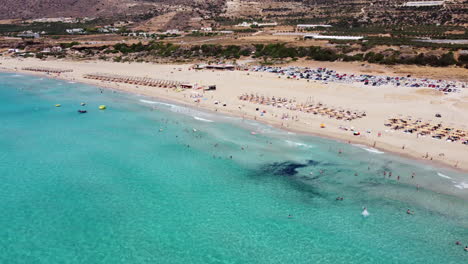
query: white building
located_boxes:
[402,1,444,7]
[17,31,40,39]
[256,22,278,27]
[304,35,364,40]
[201,27,213,32]
[236,22,252,27]
[165,29,180,35]
[236,21,277,27]
[98,26,119,33]
[66,28,85,34]
[297,24,332,29]
[42,46,63,53]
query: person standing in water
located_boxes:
[362,207,370,217]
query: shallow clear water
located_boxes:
[0,73,467,263]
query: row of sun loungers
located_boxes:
[385,118,468,145]
[22,67,73,73]
[239,94,366,121]
[83,73,183,88]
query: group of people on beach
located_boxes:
[247,66,466,93]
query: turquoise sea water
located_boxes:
[0,73,467,263]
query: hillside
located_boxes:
[0,0,466,28]
[0,0,226,20]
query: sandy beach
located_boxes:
[1,57,467,172]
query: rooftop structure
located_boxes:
[66,28,85,34]
[236,22,278,27]
[97,26,119,33]
[17,31,40,39]
[200,27,213,32]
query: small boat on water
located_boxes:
[78,110,87,114]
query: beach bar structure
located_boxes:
[22,67,73,73]
[83,73,184,88]
[206,64,236,70]
[194,64,236,71]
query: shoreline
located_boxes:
[1,57,467,174]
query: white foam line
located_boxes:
[139,99,177,109]
[454,182,468,190]
[353,144,384,154]
[139,99,159,104]
[194,116,214,122]
[437,172,452,179]
[285,140,314,149]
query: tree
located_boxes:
[437,52,456,66]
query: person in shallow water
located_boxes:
[406,209,414,215]
[465,246,468,252]
[362,207,370,217]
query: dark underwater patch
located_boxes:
[261,160,320,176]
[247,160,336,199]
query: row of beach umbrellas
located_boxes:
[22,67,73,73]
[83,73,182,88]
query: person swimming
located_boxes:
[406,209,413,215]
[362,207,370,217]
